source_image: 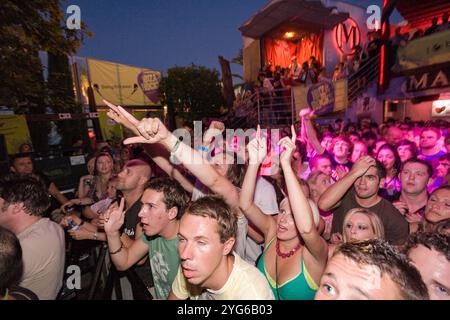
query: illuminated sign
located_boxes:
[405,66,450,92]
[335,18,361,56]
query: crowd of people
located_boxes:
[0,99,449,301]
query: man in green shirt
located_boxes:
[104,178,187,299]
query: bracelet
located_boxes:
[93,231,98,240]
[169,139,182,164]
[109,242,123,255]
[172,139,181,153]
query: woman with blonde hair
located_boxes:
[329,208,385,256]
[342,208,385,242]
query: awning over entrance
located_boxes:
[396,0,450,29]
[239,0,349,38]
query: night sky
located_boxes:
[71,0,398,76]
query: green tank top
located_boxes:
[256,238,318,300]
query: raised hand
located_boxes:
[333,165,349,181]
[247,125,267,165]
[104,100,141,136]
[203,120,225,147]
[103,197,126,234]
[393,201,408,215]
[405,211,423,224]
[105,99,170,145]
[349,156,377,178]
[278,125,297,166]
[299,108,314,120]
[125,117,170,145]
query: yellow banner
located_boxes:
[88,58,161,107]
[0,115,32,154]
[98,111,123,142]
[395,30,450,72]
[132,111,148,121]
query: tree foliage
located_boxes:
[0,1,91,151]
[0,0,90,112]
[159,65,225,128]
[231,48,243,66]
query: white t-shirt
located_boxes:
[172,252,274,300]
[18,218,65,300]
[254,177,279,215]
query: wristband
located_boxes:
[169,139,182,164]
[109,242,123,255]
[172,139,181,153]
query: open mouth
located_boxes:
[181,266,196,278]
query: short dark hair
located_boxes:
[331,135,353,154]
[400,158,433,177]
[396,140,418,158]
[334,239,429,300]
[0,174,50,216]
[404,232,450,261]
[0,226,23,296]
[144,178,188,219]
[9,153,33,167]
[309,154,331,170]
[421,127,441,139]
[361,131,377,141]
[373,159,387,179]
[186,195,237,243]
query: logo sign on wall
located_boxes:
[307,81,335,115]
[405,65,450,92]
[335,18,361,56]
[137,71,161,104]
[432,99,450,117]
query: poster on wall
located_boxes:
[431,99,450,118]
[306,81,335,115]
[294,80,347,118]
